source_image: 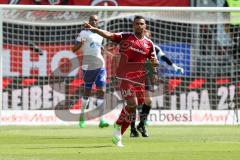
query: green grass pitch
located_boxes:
[0,125,240,160]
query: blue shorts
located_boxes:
[82,68,106,89]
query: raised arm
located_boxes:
[155,45,184,74]
[84,22,115,41]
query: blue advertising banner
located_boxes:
[158,43,191,76]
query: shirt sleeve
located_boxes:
[76,30,86,43]
[148,42,158,61]
[155,45,165,57]
[154,45,165,61]
[111,32,123,43]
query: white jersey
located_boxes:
[76,30,104,70]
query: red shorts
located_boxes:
[119,79,145,105]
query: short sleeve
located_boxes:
[155,45,165,57]
[111,32,123,43]
[148,42,158,60]
[76,30,86,42]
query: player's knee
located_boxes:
[83,89,92,97]
[96,89,105,98]
[144,97,152,106]
[126,105,137,113]
[126,99,138,110]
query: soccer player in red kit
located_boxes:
[84,16,159,147]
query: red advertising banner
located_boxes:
[3,44,81,77]
[2,44,239,111]
[0,0,30,4]
[3,44,117,78]
[73,0,190,6]
[0,0,190,6]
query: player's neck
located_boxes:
[134,33,144,39]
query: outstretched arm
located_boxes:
[84,22,115,41]
[159,55,184,74]
[156,45,184,74]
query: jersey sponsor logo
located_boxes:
[129,46,146,55]
[90,42,101,48]
[130,40,135,43]
[119,40,132,50]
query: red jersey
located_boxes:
[112,32,156,83]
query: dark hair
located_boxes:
[134,15,145,22]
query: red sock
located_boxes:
[116,106,134,135]
[121,121,131,135]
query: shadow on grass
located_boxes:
[26,145,112,150]
[37,137,80,140]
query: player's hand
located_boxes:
[150,58,159,67]
[151,74,159,85]
[80,39,86,44]
[83,22,94,30]
[172,64,184,74]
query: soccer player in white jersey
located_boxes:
[72,15,109,128]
